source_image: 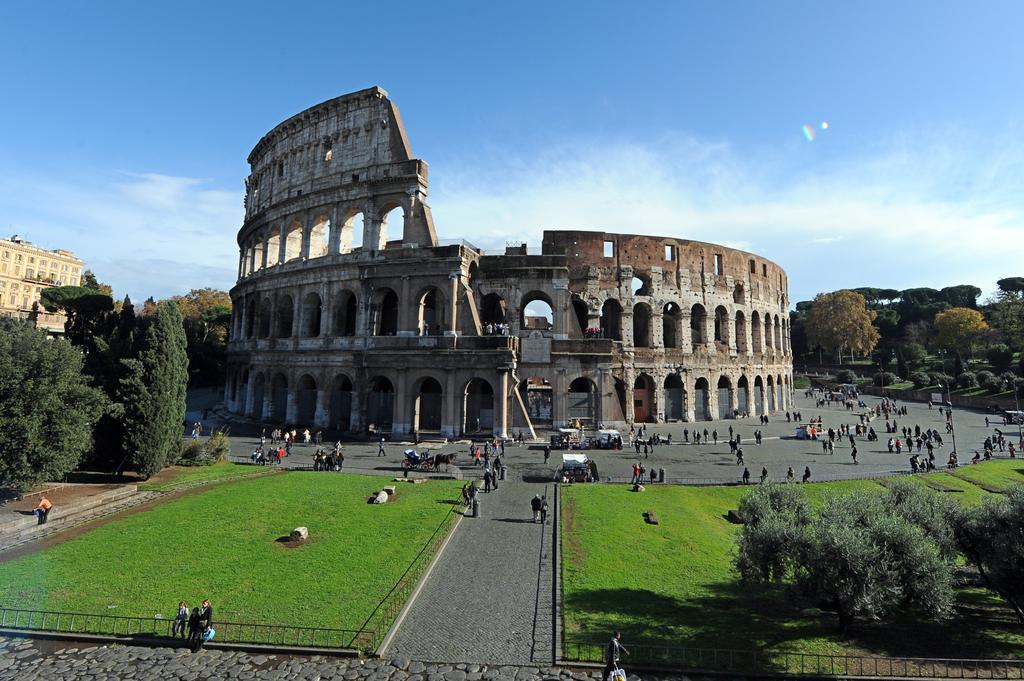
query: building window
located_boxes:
[762,263,767,276]
[28,256,35,264]
[39,259,46,268]
[749,259,756,274]
[1,251,7,259]
[15,254,22,262]
[324,142,333,162]
[603,240,614,258]
[714,254,724,275]
[277,161,285,177]
[664,245,675,261]
[26,269,33,279]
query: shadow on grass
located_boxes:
[565,582,1024,662]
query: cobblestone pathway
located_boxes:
[0,636,685,681]
[386,465,557,665]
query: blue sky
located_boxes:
[1,1,1022,304]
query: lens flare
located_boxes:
[802,124,816,142]
[821,121,830,130]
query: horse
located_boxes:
[433,452,457,471]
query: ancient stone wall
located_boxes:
[226,89,794,438]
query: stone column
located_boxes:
[448,272,460,336]
[654,370,666,423]
[621,310,634,347]
[652,311,664,348]
[684,374,695,422]
[285,385,298,424]
[553,370,568,427]
[362,207,385,251]
[292,293,301,339]
[745,379,755,417]
[398,275,413,336]
[314,386,329,428]
[443,371,457,438]
[553,286,569,340]
[680,312,693,354]
[238,250,245,279]
[394,371,410,435]
[498,369,509,439]
[277,221,288,264]
[260,234,270,269]
[299,213,312,260]
[708,381,719,422]
[261,387,273,423]
[245,371,257,418]
[729,376,739,417]
[623,367,635,426]
[319,283,329,337]
[328,205,341,255]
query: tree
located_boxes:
[940,285,982,309]
[164,288,232,386]
[39,286,115,348]
[934,307,988,358]
[80,269,114,297]
[898,288,949,324]
[987,281,1024,352]
[986,344,1014,372]
[119,302,189,478]
[0,319,106,490]
[956,486,1024,623]
[804,290,880,363]
[736,486,955,632]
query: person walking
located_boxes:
[378,438,386,457]
[531,494,542,522]
[760,466,768,484]
[543,445,551,464]
[802,466,811,484]
[483,468,493,492]
[742,467,750,484]
[172,601,189,639]
[786,466,794,483]
[540,496,549,525]
[604,631,629,680]
[851,445,858,465]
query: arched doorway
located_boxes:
[275,296,294,338]
[694,378,710,421]
[464,378,495,434]
[376,290,399,335]
[296,374,317,424]
[518,376,553,428]
[714,306,730,345]
[480,293,506,327]
[691,304,707,345]
[567,377,597,426]
[270,373,288,423]
[601,299,622,341]
[367,376,395,431]
[332,290,357,336]
[521,292,554,332]
[717,376,733,420]
[301,293,322,338]
[258,298,271,338]
[418,287,443,335]
[414,377,443,433]
[633,374,655,422]
[754,375,765,416]
[329,375,352,431]
[251,372,265,419]
[737,375,749,417]
[664,374,685,421]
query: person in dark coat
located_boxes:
[186,607,201,650]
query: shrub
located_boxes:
[1000,371,1018,386]
[873,371,898,387]
[1016,378,1024,399]
[957,372,978,389]
[910,372,931,389]
[206,431,231,462]
[928,372,953,388]
[986,344,1014,372]
[835,369,858,384]
[176,432,231,467]
[981,374,1005,393]
[956,486,1024,623]
[178,440,206,466]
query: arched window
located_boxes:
[691,304,707,345]
[521,292,553,331]
[284,221,303,261]
[332,290,357,336]
[340,211,364,253]
[733,284,745,304]
[601,299,622,341]
[633,303,652,348]
[663,303,680,348]
[378,205,403,251]
[763,313,774,350]
[418,287,443,335]
[735,311,748,353]
[275,295,294,338]
[245,299,257,338]
[714,306,730,344]
[376,290,399,336]
[266,226,281,266]
[415,377,444,432]
[694,377,710,421]
[481,293,506,325]
[717,375,733,420]
[631,275,651,296]
[309,213,330,258]
[571,296,588,336]
[301,292,322,338]
[750,311,762,353]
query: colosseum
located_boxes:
[225,86,794,439]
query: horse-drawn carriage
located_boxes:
[402,449,457,471]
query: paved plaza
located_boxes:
[216,393,1017,486]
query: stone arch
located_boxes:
[367,376,395,431]
[633,373,655,423]
[296,374,317,425]
[246,299,257,338]
[631,274,652,296]
[413,376,444,432]
[463,378,495,434]
[300,292,322,338]
[252,237,265,271]
[481,293,506,326]
[567,377,597,426]
[251,371,266,419]
[737,375,750,417]
[517,376,553,428]
[694,377,711,421]
[632,302,652,348]
[767,374,776,412]
[735,310,748,353]
[663,303,680,348]
[714,305,730,345]
[571,296,588,336]
[329,374,353,431]
[275,295,294,338]
[763,313,774,350]
[753,375,765,416]
[663,373,685,421]
[691,304,707,345]
[266,226,281,266]
[717,375,733,420]
[378,204,405,251]
[284,220,303,262]
[750,311,762,353]
[331,289,358,336]
[601,299,622,341]
[339,209,365,253]
[258,298,271,338]
[417,286,445,335]
[520,291,554,332]
[309,212,331,259]
[733,283,745,304]
[270,372,288,422]
[774,317,782,352]
[375,289,399,336]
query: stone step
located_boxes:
[0,485,140,540]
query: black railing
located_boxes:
[0,606,370,650]
[563,637,1024,678]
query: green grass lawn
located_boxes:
[0,473,461,635]
[561,461,1024,661]
[138,461,272,491]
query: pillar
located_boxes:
[314,386,329,428]
[684,375,695,423]
[708,382,719,422]
[681,312,693,354]
[394,371,410,435]
[261,386,273,422]
[285,387,298,424]
[728,377,739,417]
[499,369,510,439]
[327,205,341,255]
[623,367,635,426]
[443,371,457,438]
[553,370,568,427]
[362,207,385,251]
[448,272,460,336]
[745,379,755,417]
[621,310,634,347]
[299,213,312,260]
[277,221,288,264]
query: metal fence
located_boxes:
[0,606,370,650]
[563,638,1024,678]
[358,502,464,651]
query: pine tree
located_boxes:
[120,302,189,478]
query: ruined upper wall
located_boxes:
[541,230,789,308]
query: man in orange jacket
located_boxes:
[35,497,52,525]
